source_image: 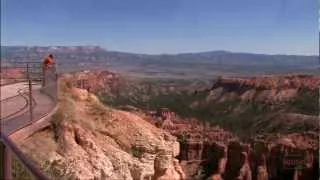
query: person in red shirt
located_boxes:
[42,54,56,87]
[43,54,55,70]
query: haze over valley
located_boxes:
[2,46,319,79]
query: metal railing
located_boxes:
[0,133,50,180]
[1,61,58,180]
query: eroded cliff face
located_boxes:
[208,75,320,104]
[20,72,319,180]
[153,110,319,180]
[19,86,185,180]
[60,70,125,95]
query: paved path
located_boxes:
[1,82,29,120]
[1,82,29,100]
[1,95,28,120]
[1,82,41,120]
[1,82,55,135]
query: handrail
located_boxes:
[1,61,58,180]
[8,61,42,63]
[0,132,50,180]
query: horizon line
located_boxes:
[1,45,318,57]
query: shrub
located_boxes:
[42,160,74,180]
[12,156,33,180]
[131,147,144,159]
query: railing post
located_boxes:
[28,79,33,122]
[26,63,29,80]
[42,64,45,88]
[0,141,12,180]
[26,63,33,122]
[0,141,4,179]
[4,145,12,180]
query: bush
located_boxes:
[12,156,33,180]
[131,147,144,159]
[290,90,318,115]
[42,160,74,180]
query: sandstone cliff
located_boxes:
[19,85,185,180]
[152,109,319,180]
[208,75,320,104]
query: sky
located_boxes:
[1,0,318,55]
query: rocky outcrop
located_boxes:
[19,87,185,180]
[153,150,186,180]
[213,75,320,91]
[224,142,252,180]
[150,107,319,180]
[208,75,320,104]
[151,108,237,178]
[203,135,318,180]
[60,70,125,95]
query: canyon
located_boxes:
[152,108,319,180]
[17,70,319,179]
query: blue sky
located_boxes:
[1,0,318,55]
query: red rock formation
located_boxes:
[205,142,228,179]
[60,70,124,93]
[0,67,26,85]
[224,142,250,180]
[153,150,186,180]
[221,75,320,91]
[60,72,319,179]
[209,75,320,104]
[150,107,319,180]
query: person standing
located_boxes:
[42,54,56,87]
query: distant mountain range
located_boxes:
[1,46,319,78]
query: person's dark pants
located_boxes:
[42,66,46,87]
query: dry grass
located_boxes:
[11,155,34,180]
[16,127,61,180]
